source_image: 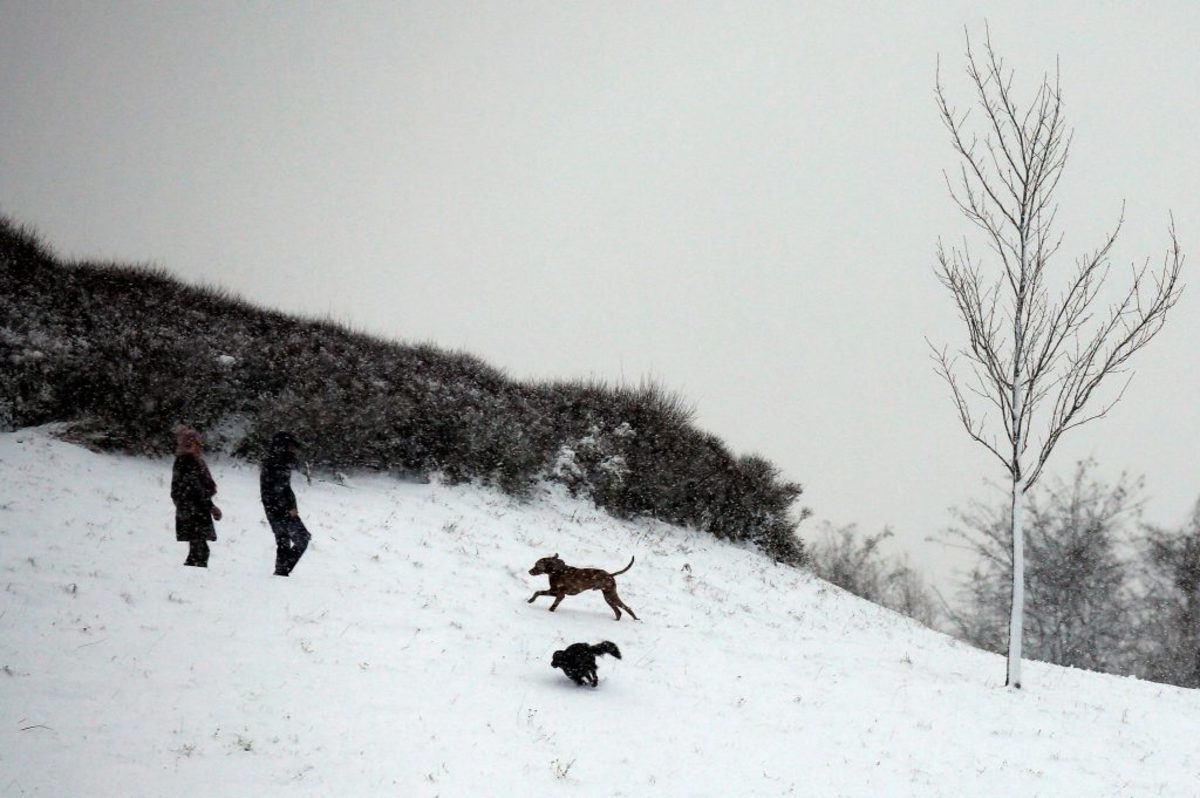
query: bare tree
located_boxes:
[809,524,942,629]
[931,28,1184,688]
[943,461,1141,676]
[1136,505,1200,688]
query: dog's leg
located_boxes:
[587,670,598,687]
[604,589,638,620]
[548,594,565,612]
[527,590,554,604]
[601,589,623,620]
[620,599,638,621]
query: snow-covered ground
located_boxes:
[1,427,1197,797]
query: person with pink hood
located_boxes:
[170,425,221,567]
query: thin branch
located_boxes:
[932,28,1185,496]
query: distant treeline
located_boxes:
[810,461,1200,690]
[0,217,808,564]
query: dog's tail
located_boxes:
[591,641,621,659]
[609,555,635,577]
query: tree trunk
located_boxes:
[1188,593,1200,688]
[1006,476,1025,688]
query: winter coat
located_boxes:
[260,447,298,521]
[172,454,217,542]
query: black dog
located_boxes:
[551,641,621,686]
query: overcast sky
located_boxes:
[3,1,1198,588]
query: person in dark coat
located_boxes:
[261,431,311,577]
[171,426,221,567]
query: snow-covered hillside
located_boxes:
[1,428,1197,796]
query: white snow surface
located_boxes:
[1,427,1197,796]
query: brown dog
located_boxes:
[527,554,638,620]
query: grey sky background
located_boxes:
[3,2,1198,588]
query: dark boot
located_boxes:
[273,518,310,576]
[287,528,310,575]
[185,539,209,567]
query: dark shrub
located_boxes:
[0,217,808,562]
